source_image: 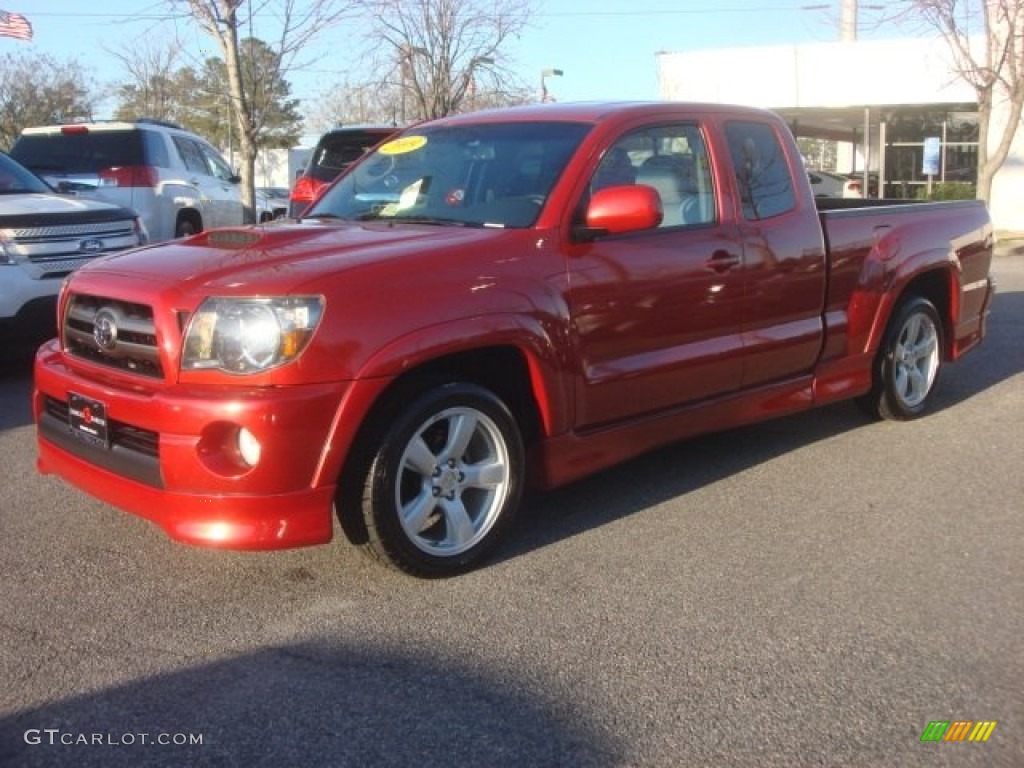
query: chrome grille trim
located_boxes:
[6,221,136,239]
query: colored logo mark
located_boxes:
[920,720,997,742]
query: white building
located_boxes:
[656,37,1024,234]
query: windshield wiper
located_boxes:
[389,215,474,227]
[302,212,344,221]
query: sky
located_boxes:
[2,1,922,129]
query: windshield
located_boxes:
[305,121,591,229]
[0,153,53,194]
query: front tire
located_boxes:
[357,383,524,577]
[858,296,944,421]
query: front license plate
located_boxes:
[68,392,109,448]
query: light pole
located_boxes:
[540,68,563,103]
[400,45,428,124]
[461,55,494,111]
[801,1,884,41]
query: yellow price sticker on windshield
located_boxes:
[378,136,427,155]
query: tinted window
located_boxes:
[724,121,795,220]
[10,130,145,174]
[140,129,170,168]
[198,142,235,181]
[172,136,209,175]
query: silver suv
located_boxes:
[10,119,243,242]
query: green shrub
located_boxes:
[914,182,976,201]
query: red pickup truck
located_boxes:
[33,102,995,576]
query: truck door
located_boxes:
[567,121,746,429]
[721,119,827,386]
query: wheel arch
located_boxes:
[861,256,956,360]
[334,342,553,548]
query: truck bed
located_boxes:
[815,198,993,370]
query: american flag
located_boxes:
[0,10,32,41]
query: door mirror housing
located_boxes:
[574,185,662,241]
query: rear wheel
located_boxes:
[355,383,524,577]
[858,296,943,420]
[175,215,200,238]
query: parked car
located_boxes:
[256,187,289,221]
[289,126,397,217]
[0,151,147,341]
[34,103,994,577]
[808,169,862,198]
[10,119,242,242]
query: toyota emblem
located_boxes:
[93,309,118,350]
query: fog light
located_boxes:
[237,427,261,466]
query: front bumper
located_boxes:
[33,340,367,550]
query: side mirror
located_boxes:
[574,185,662,241]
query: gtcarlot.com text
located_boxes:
[24,729,203,747]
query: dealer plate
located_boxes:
[68,392,109,448]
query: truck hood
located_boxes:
[0,191,127,219]
[76,220,518,296]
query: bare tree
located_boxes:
[0,53,95,150]
[170,0,360,223]
[107,38,184,123]
[904,0,1024,203]
[306,79,398,131]
[367,0,532,122]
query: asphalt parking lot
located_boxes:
[0,252,1021,767]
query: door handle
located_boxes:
[705,250,741,272]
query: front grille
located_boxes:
[9,220,136,241]
[63,294,164,378]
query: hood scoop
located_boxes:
[199,229,264,249]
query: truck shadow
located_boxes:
[0,640,621,767]
[503,287,1024,564]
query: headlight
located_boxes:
[182,296,324,373]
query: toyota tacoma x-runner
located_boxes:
[33,102,995,577]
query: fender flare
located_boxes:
[849,240,959,358]
[354,312,572,438]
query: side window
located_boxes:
[199,143,236,182]
[723,121,795,220]
[172,136,208,176]
[140,129,169,168]
[591,123,717,228]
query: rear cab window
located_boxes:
[723,120,796,220]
